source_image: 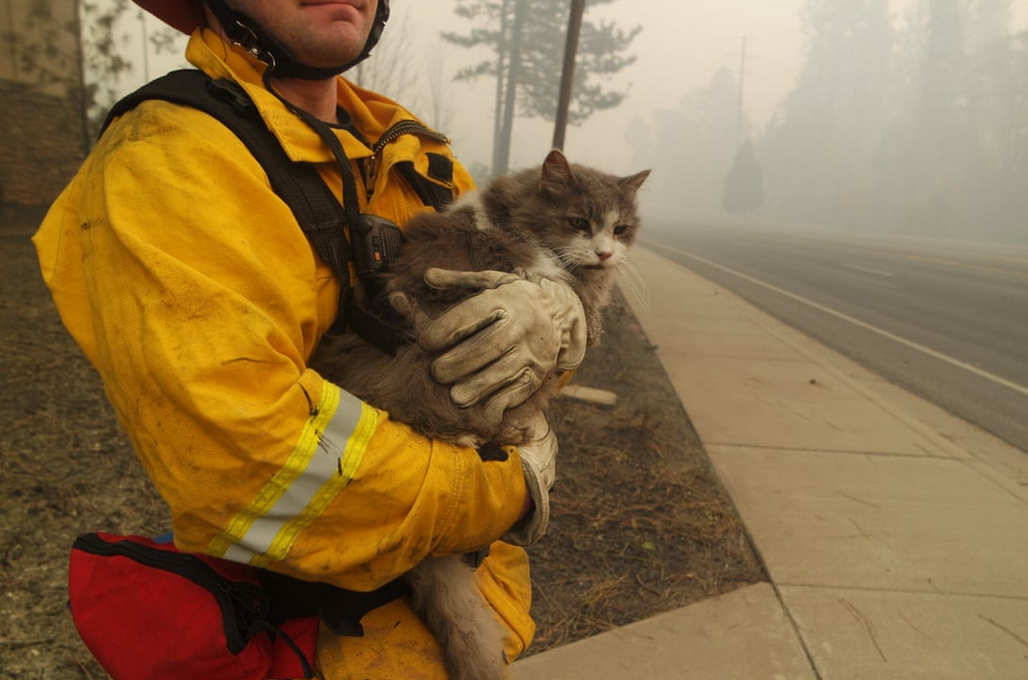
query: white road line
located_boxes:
[655,242,1028,399]
[842,263,895,277]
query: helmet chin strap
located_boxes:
[205,0,382,80]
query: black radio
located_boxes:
[350,213,404,298]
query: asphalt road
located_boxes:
[641,224,1028,455]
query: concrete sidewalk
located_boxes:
[510,246,1028,680]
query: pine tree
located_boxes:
[443,0,640,173]
[759,0,896,230]
[723,139,765,217]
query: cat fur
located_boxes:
[310,149,649,680]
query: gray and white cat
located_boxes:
[311,148,649,680]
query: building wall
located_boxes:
[0,80,85,211]
[1,1,85,211]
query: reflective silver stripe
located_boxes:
[213,384,375,564]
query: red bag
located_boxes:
[68,533,318,680]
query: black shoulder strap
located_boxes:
[104,69,354,331]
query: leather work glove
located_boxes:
[503,412,558,545]
[420,268,588,426]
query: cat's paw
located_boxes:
[388,291,414,315]
[454,433,485,448]
[389,291,433,331]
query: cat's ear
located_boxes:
[541,148,575,191]
[620,169,651,194]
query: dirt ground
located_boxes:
[0,220,764,679]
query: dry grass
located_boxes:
[0,223,764,677]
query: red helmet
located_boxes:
[133,0,204,34]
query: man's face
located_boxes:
[231,0,379,68]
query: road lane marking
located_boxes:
[719,230,1028,278]
[842,263,895,277]
[901,254,1028,280]
[653,242,1028,399]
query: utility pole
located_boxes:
[552,0,585,151]
[735,36,750,148]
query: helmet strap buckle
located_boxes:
[230,21,276,69]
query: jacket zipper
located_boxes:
[72,534,260,653]
[363,120,449,199]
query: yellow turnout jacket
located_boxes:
[34,28,533,678]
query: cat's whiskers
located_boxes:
[552,245,583,275]
[617,257,650,311]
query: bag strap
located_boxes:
[258,567,411,637]
[103,69,355,332]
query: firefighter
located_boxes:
[34,0,587,677]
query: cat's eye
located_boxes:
[568,216,591,232]
[614,225,628,236]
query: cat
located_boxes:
[310,148,649,680]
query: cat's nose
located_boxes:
[596,251,612,262]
